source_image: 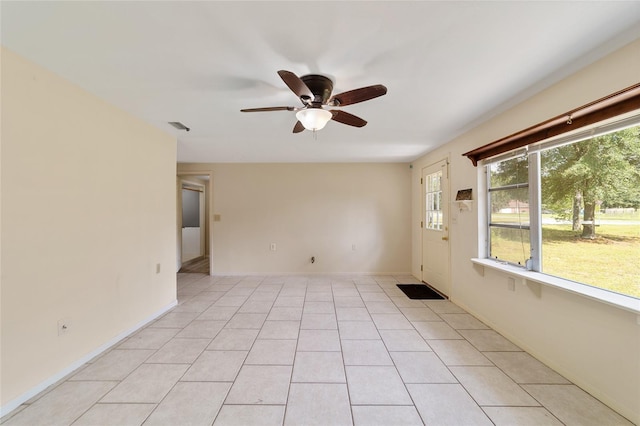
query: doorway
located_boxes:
[177,173,213,275]
[421,159,450,296]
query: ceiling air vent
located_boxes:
[168,121,190,132]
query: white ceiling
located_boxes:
[2,1,639,163]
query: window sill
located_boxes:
[471,258,640,315]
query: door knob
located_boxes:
[442,236,449,241]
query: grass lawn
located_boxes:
[541,224,639,298]
[491,214,639,298]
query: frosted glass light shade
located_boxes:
[296,108,332,131]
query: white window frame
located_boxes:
[474,112,640,314]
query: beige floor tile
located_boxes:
[482,406,564,425]
[352,405,423,426]
[197,306,238,321]
[237,300,274,313]
[332,288,360,297]
[258,320,300,339]
[346,366,412,405]
[273,296,305,307]
[207,328,259,350]
[292,351,346,383]
[70,349,154,381]
[72,403,155,426]
[484,352,570,384]
[144,382,230,426]
[267,307,303,320]
[150,312,199,328]
[458,329,521,351]
[225,313,267,329]
[391,351,458,383]
[303,301,335,313]
[379,329,432,352]
[297,329,341,351]
[364,301,400,313]
[390,296,426,308]
[439,313,490,330]
[214,405,285,426]
[284,383,352,426]
[422,300,467,313]
[338,321,380,339]
[279,287,307,297]
[522,384,634,426]
[304,291,333,301]
[450,366,539,406]
[146,338,210,364]
[356,284,384,293]
[300,313,337,330]
[342,340,393,365]
[371,313,414,330]
[225,365,292,405]
[100,364,188,403]
[214,295,249,307]
[175,320,226,339]
[245,339,297,365]
[360,292,391,302]
[118,328,180,350]
[172,298,215,313]
[413,321,462,339]
[333,296,365,308]
[400,307,441,321]
[427,340,493,366]
[335,307,370,320]
[3,381,116,426]
[182,350,248,381]
[408,383,493,425]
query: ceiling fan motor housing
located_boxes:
[300,74,333,105]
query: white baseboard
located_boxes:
[0,299,177,418]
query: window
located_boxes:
[425,171,443,230]
[487,156,530,266]
[484,115,640,299]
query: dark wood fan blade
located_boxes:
[293,121,305,133]
[331,110,367,127]
[328,84,387,106]
[240,106,295,112]
[278,70,314,102]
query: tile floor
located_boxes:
[2,274,634,426]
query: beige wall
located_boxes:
[0,48,177,409]
[178,163,412,275]
[411,39,640,423]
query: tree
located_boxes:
[541,126,640,238]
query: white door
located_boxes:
[422,159,450,296]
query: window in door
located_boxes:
[425,171,443,230]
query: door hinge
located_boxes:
[420,178,423,185]
[421,221,423,228]
[420,265,423,271]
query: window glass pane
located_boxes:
[490,227,531,266]
[540,125,640,298]
[489,156,528,188]
[489,188,530,225]
[425,170,443,231]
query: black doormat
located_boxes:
[397,284,445,300]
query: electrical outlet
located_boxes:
[352,244,356,251]
[507,277,516,291]
[58,318,71,336]
[270,243,277,251]
[156,263,161,274]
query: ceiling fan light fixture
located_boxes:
[296,108,332,131]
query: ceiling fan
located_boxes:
[241,70,387,133]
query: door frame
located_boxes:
[177,171,213,275]
[421,157,451,296]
